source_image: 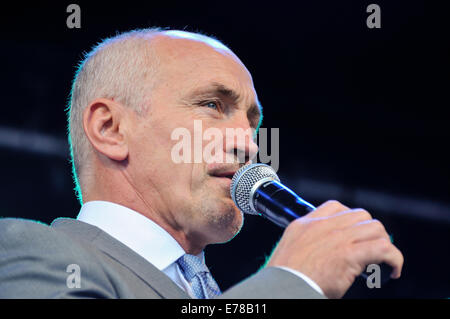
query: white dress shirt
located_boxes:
[77,201,324,297]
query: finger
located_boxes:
[302,208,374,230]
[343,219,390,244]
[352,238,404,279]
[307,200,351,218]
[329,208,374,228]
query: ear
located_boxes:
[82,98,129,162]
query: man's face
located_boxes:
[126,34,261,250]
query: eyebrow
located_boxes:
[185,82,263,130]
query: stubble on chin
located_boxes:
[198,196,244,244]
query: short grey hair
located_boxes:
[67,28,230,205]
[67,27,162,204]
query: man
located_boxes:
[0,28,403,299]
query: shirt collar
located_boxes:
[77,200,187,271]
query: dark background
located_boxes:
[0,1,448,298]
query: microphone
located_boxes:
[230,163,393,284]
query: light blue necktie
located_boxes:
[176,254,222,299]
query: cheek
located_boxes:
[133,117,213,192]
[128,124,178,185]
[137,120,184,163]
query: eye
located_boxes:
[205,101,219,110]
[200,100,222,112]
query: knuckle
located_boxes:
[391,243,404,261]
[377,238,391,253]
[354,208,373,221]
[371,219,387,233]
[325,199,344,210]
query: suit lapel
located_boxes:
[51,218,190,299]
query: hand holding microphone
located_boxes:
[230,163,404,299]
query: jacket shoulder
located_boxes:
[0,218,118,298]
[0,218,57,245]
[219,267,326,299]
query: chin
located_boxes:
[202,198,244,244]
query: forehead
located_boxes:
[151,32,256,100]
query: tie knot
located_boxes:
[177,254,209,281]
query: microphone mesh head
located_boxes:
[230,163,280,215]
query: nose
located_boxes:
[224,115,259,164]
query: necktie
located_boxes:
[176,254,222,299]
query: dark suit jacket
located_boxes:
[0,218,325,298]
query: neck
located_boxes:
[83,169,207,256]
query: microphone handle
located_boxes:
[253,180,315,227]
[253,180,392,285]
